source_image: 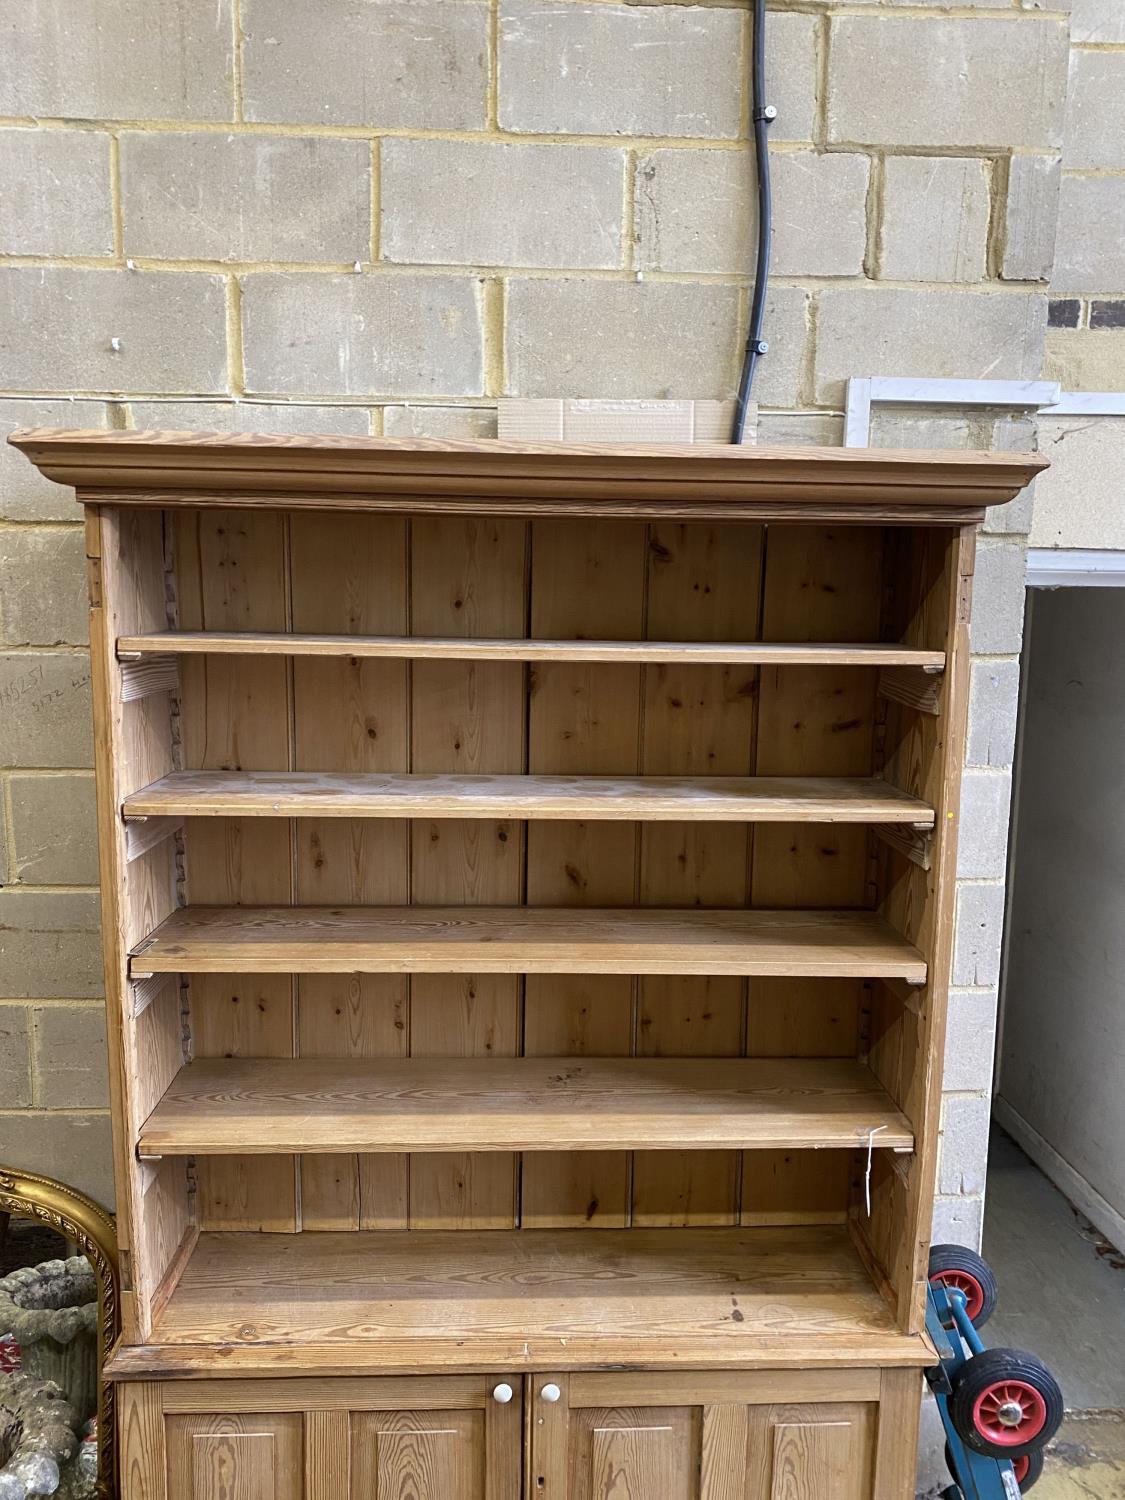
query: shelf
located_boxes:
[116,630,947,671]
[123,771,934,826]
[129,906,927,981]
[137,1056,914,1157]
[106,1225,934,1376]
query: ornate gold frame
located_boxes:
[0,1166,118,1500]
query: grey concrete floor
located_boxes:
[918,1126,1125,1498]
[984,1127,1125,1412]
[982,1126,1125,1497]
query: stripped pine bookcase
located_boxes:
[10,430,1044,1500]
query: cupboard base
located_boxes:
[119,1367,923,1499]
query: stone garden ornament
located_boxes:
[0,1172,118,1500]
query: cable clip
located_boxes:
[753,104,778,124]
[864,1125,888,1217]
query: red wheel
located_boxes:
[972,1378,1048,1448]
[951,1349,1063,1459]
[936,1269,987,1321]
[929,1244,998,1328]
[1013,1449,1044,1490]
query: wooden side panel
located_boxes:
[165,1413,304,1500]
[139,1157,195,1316]
[91,507,189,1339]
[133,981,184,1124]
[744,525,884,1229]
[176,509,296,1232]
[120,1381,168,1500]
[867,527,974,1329]
[408,516,527,1229]
[523,519,646,1227]
[879,528,965,959]
[632,521,763,1227]
[289,513,410,1231]
[873,1369,922,1500]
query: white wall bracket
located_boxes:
[1025,549,1125,588]
[1038,393,1125,418]
[844,377,1062,449]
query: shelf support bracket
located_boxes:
[119,653,179,703]
[880,977,928,1014]
[131,973,177,1020]
[124,814,183,863]
[131,973,166,1019]
[874,823,933,872]
[876,665,942,716]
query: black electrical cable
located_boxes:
[731,0,775,445]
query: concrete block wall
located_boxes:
[0,397,112,1202]
[0,0,1075,1210]
[1044,0,1125,392]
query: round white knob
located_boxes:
[541,1383,562,1404]
[492,1383,514,1404]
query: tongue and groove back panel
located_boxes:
[291,513,412,1231]
[408,516,525,1230]
[170,510,886,1234]
[174,508,297,1233]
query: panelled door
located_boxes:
[746,1403,876,1500]
[350,1382,521,1500]
[162,1413,305,1500]
[527,1371,913,1500]
[121,1376,522,1500]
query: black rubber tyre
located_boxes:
[943,1441,962,1486]
[946,1436,1044,1492]
[945,1432,1045,1492]
[950,1348,1063,1459]
[1013,1448,1045,1491]
[928,1243,999,1328]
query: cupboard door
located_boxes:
[568,1406,699,1500]
[530,1374,882,1500]
[165,1413,305,1500]
[351,1410,484,1499]
[126,1378,522,1500]
[349,1383,521,1500]
[747,1404,875,1500]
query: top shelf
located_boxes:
[8,429,1046,523]
[116,631,947,670]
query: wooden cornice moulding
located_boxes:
[7,427,1047,521]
